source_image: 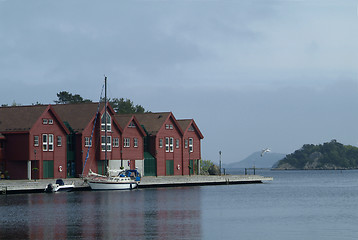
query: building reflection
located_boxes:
[0,187,202,240]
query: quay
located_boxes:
[0,175,273,194]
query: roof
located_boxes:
[130,112,172,135]
[177,119,204,139]
[114,114,146,137]
[0,105,48,132]
[52,103,105,132]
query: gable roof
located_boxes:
[52,103,104,132]
[130,112,183,136]
[177,119,204,139]
[52,102,122,133]
[0,105,48,132]
[114,115,146,137]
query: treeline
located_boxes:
[276,140,358,170]
[1,91,149,114]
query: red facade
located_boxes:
[0,105,69,180]
[0,104,203,179]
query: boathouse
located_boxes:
[0,105,69,180]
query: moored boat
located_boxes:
[45,179,75,193]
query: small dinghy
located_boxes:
[45,179,75,193]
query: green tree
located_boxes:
[55,91,92,104]
[200,159,215,175]
[109,98,148,114]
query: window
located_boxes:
[42,119,48,125]
[165,124,169,129]
[124,138,130,147]
[189,125,194,131]
[176,139,180,149]
[165,137,169,152]
[49,119,53,125]
[42,134,48,151]
[159,138,163,148]
[101,136,112,151]
[170,137,174,152]
[48,134,54,151]
[113,138,119,147]
[57,136,62,147]
[189,138,193,152]
[85,137,92,147]
[101,112,112,131]
[129,121,136,128]
[134,138,138,148]
[185,139,188,149]
[34,136,39,146]
[169,124,173,129]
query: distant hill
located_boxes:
[224,151,286,169]
[275,140,358,170]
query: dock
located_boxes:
[0,175,273,194]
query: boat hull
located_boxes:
[88,181,138,190]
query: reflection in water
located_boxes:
[0,187,201,240]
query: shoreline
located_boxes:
[0,175,273,194]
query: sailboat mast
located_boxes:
[104,76,108,173]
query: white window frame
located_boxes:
[170,137,174,152]
[165,137,169,152]
[124,138,130,148]
[169,124,173,129]
[189,138,193,153]
[129,121,136,128]
[57,136,62,147]
[185,139,188,149]
[113,138,119,147]
[85,137,92,147]
[42,119,48,125]
[42,134,48,151]
[101,136,112,151]
[165,124,169,130]
[176,139,180,149]
[159,138,163,148]
[101,112,112,132]
[48,134,54,151]
[134,138,138,148]
[34,136,39,147]
[49,119,53,125]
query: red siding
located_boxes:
[122,124,144,169]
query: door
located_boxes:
[166,160,174,176]
[144,152,157,176]
[43,160,54,179]
[189,159,194,175]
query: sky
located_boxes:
[1,0,358,164]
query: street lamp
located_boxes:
[219,151,222,175]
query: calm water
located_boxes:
[1,170,358,240]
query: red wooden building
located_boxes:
[0,105,69,180]
[53,103,123,177]
[115,115,146,176]
[133,112,185,176]
[178,119,204,175]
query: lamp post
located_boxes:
[219,151,222,175]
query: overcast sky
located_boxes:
[1,0,358,164]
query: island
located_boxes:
[275,140,358,170]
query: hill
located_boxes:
[275,140,358,170]
[225,151,286,169]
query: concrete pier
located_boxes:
[0,175,273,194]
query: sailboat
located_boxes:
[85,76,141,190]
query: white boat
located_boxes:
[86,169,140,190]
[45,179,75,193]
[84,77,141,190]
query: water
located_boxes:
[1,170,358,240]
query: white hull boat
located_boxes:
[86,169,140,190]
[45,179,75,193]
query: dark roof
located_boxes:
[0,105,48,132]
[177,119,204,139]
[130,112,172,135]
[52,103,105,132]
[177,119,192,132]
[114,115,133,129]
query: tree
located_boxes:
[55,91,92,104]
[200,159,215,175]
[109,98,148,114]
